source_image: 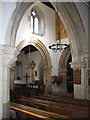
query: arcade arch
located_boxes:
[17,38,52,88]
[4,1,88,99]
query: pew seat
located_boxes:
[10,102,67,119]
[18,96,90,118]
[37,94,89,107]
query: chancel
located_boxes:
[0,0,90,119]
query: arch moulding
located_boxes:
[17,38,52,86]
[58,47,71,77]
[5,1,87,66]
[5,1,89,98]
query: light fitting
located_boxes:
[49,2,68,52]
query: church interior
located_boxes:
[0,0,90,119]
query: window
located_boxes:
[30,6,45,36]
[31,10,39,34]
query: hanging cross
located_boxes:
[23,73,30,86]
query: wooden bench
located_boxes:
[51,92,73,98]
[18,96,90,118]
[37,94,89,107]
[10,102,67,119]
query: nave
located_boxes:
[0,1,89,119]
[10,89,90,119]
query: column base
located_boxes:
[74,84,90,100]
[3,102,10,118]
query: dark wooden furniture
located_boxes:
[18,96,90,118]
[13,84,45,98]
[10,102,65,119]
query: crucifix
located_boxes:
[23,73,30,86]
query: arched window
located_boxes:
[30,6,45,36]
[31,9,39,34]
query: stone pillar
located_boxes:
[1,45,18,118]
[58,70,67,92]
[70,52,89,99]
[2,65,10,118]
[43,65,48,85]
[70,61,82,99]
[10,66,15,90]
[81,52,89,100]
[0,45,3,119]
[44,65,52,94]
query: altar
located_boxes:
[13,59,45,98]
[14,81,45,98]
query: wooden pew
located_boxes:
[10,102,66,119]
[51,92,73,98]
[37,94,89,107]
[18,97,70,118]
[18,96,90,118]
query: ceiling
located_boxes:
[42,2,55,10]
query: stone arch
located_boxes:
[58,47,71,75]
[17,38,52,86]
[5,1,88,98]
[58,48,71,92]
[51,2,87,62]
[5,2,87,62]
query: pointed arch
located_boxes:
[5,2,87,61]
[17,38,52,85]
[58,47,71,74]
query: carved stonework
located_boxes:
[81,52,88,70]
[70,61,82,70]
[2,46,18,67]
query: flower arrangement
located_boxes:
[52,75,63,86]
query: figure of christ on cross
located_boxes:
[23,73,30,86]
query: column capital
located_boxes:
[70,52,88,70]
[81,51,88,70]
[70,61,82,70]
[1,45,19,67]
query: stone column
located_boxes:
[70,52,89,100]
[0,45,3,119]
[44,65,52,94]
[1,45,19,118]
[70,61,82,99]
[58,70,67,92]
[81,52,89,100]
[10,66,15,90]
[2,65,10,118]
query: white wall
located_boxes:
[0,2,2,45]
[1,2,88,77]
[15,50,42,84]
[0,2,16,44]
[15,1,59,76]
[31,51,42,81]
[15,1,56,47]
[15,2,70,76]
